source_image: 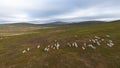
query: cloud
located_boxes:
[0,0,120,24]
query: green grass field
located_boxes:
[0,21,120,68]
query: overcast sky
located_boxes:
[0,0,120,24]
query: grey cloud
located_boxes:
[0,0,120,24]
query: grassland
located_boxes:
[0,21,120,68]
[0,24,53,36]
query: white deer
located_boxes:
[37,45,40,48]
[22,50,26,53]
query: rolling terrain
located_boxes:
[0,21,120,68]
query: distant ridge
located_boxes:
[0,22,41,26]
[6,22,34,25]
[69,21,106,25]
[46,21,69,25]
[73,21,105,23]
[0,20,120,26]
[43,21,106,25]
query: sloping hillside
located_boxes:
[0,21,120,68]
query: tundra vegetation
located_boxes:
[0,21,120,68]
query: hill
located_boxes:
[0,20,120,68]
[43,21,105,25]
